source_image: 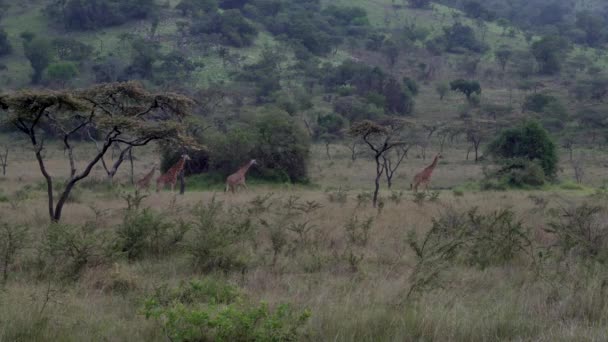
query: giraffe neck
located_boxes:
[166,157,187,178]
[144,166,156,180]
[430,156,439,168]
[237,162,253,177]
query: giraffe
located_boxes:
[156,154,191,192]
[411,153,441,193]
[225,159,257,193]
[135,164,157,191]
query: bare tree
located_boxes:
[343,138,360,161]
[562,135,575,162]
[349,120,412,207]
[463,119,492,163]
[572,159,585,184]
[382,144,410,189]
[0,82,193,222]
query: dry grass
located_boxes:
[1,138,608,341]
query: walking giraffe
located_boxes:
[411,153,441,193]
[135,164,157,191]
[225,159,257,193]
[156,154,191,192]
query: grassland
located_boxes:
[1,135,608,341]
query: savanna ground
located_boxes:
[1,136,608,341]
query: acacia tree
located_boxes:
[450,79,481,103]
[349,120,411,207]
[0,82,193,222]
[382,144,410,189]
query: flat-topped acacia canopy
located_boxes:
[0,81,195,222]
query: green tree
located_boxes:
[408,0,431,8]
[0,82,193,222]
[531,35,569,75]
[450,79,481,102]
[487,120,558,178]
[23,37,53,84]
[176,0,218,17]
[435,82,449,100]
[46,62,79,86]
[495,45,512,71]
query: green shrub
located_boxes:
[486,120,558,184]
[406,207,531,298]
[344,216,374,247]
[186,199,254,273]
[0,223,28,283]
[546,203,608,263]
[44,222,111,279]
[115,208,186,260]
[143,278,311,342]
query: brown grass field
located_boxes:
[1,138,608,341]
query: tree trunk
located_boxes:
[373,156,383,208]
[35,149,55,220]
[129,149,134,185]
[325,142,331,160]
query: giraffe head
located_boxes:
[250,159,257,166]
[181,154,191,161]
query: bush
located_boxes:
[546,204,608,262]
[45,62,79,85]
[522,93,559,113]
[47,0,158,30]
[115,208,187,260]
[0,223,28,283]
[51,37,93,62]
[406,207,531,297]
[250,109,310,182]
[44,222,111,279]
[186,199,254,273]
[190,10,258,47]
[487,120,558,180]
[143,278,311,342]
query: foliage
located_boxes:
[408,0,431,8]
[531,35,569,75]
[344,215,374,247]
[23,37,53,84]
[432,22,488,54]
[190,9,258,47]
[0,82,193,221]
[176,0,218,16]
[44,221,111,279]
[406,207,531,298]
[45,62,79,85]
[487,120,558,179]
[186,199,254,273]
[0,222,28,283]
[324,61,415,116]
[47,0,158,30]
[450,79,481,101]
[51,38,93,62]
[435,82,449,100]
[143,278,311,342]
[547,204,608,263]
[115,208,188,260]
